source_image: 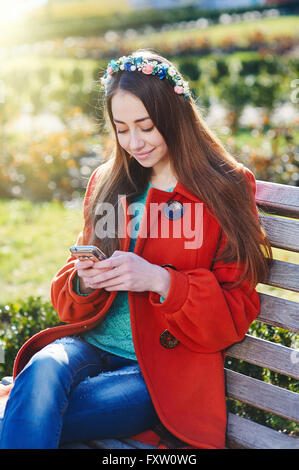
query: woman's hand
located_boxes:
[75,251,170,297]
[74,259,111,294]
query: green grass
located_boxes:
[0,199,82,304]
[132,16,299,49]
[0,198,298,305]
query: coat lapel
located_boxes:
[119,182,201,257]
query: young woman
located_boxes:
[0,49,272,449]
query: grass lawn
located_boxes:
[139,16,299,49]
[0,198,298,305]
[0,199,83,304]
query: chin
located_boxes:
[134,156,156,166]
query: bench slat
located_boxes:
[259,213,299,252]
[226,412,299,449]
[257,293,299,333]
[226,334,299,380]
[256,181,299,219]
[264,259,299,292]
[225,368,299,423]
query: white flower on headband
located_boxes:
[100,55,191,100]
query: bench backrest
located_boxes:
[225,180,299,449]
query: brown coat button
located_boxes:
[160,330,180,349]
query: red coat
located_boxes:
[0,164,260,449]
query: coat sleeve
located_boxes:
[148,167,261,353]
[50,166,109,323]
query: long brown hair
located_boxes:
[86,48,272,291]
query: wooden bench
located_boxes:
[1,179,298,449]
[225,179,299,449]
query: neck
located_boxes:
[150,161,178,190]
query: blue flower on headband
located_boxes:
[124,62,133,72]
[157,68,167,80]
[134,57,143,65]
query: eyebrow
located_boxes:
[113,117,151,124]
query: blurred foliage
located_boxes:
[0,129,102,201]
[0,51,298,201]
[2,2,297,46]
[0,297,61,378]
[2,16,298,60]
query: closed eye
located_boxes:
[117,127,154,134]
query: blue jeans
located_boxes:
[0,336,159,449]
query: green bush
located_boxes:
[0,297,61,379]
[178,60,201,81]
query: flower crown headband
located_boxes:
[100,55,191,100]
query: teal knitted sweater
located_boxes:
[79,182,174,360]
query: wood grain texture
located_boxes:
[225,368,299,422]
[256,180,299,219]
[257,293,299,332]
[263,259,299,292]
[259,213,299,252]
[226,413,299,449]
[226,334,299,380]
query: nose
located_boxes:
[129,129,145,152]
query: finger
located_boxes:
[104,283,127,291]
[89,277,127,291]
[85,266,123,284]
[77,265,113,282]
[95,254,124,270]
[74,259,94,270]
[92,259,115,270]
[78,268,99,279]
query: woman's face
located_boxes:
[111,90,171,171]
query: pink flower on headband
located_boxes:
[107,66,113,74]
[142,63,154,75]
[174,85,184,95]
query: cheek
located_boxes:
[151,130,167,149]
[117,134,129,150]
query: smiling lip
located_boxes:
[135,148,154,158]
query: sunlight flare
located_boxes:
[0,0,47,24]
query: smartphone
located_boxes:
[70,245,107,261]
